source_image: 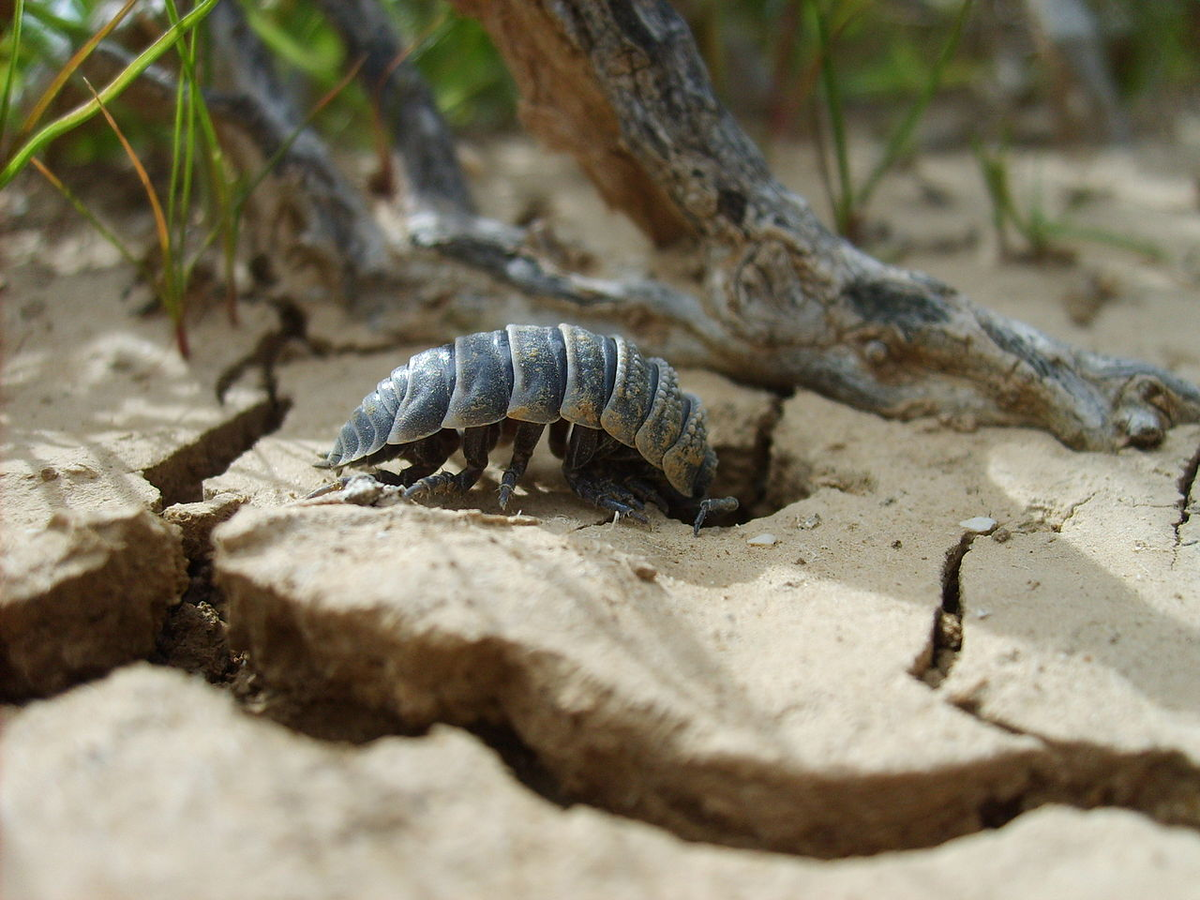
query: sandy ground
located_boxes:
[2,133,1199,896]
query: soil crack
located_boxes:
[143,302,304,506]
[1173,437,1200,558]
[738,394,785,522]
[466,721,575,809]
[1055,490,1100,532]
[950,698,1200,835]
[202,645,1200,861]
[912,531,975,687]
[184,551,1200,861]
[215,299,308,407]
[141,399,289,507]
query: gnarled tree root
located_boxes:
[194,0,1198,450]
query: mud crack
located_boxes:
[950,699,1200,835]
[142,302,305,506]
[141,399,289,507]
[147,301,319,679]
[215,298,308,407]
[1173,438,1200,555]
[467,721,575,809]
[1055,489,1099,532]
[912,531,975,687]
[207,635,1200,861]
[722,393,784,523]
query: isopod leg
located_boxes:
[562,469,650,525]
[562,426,648,524]
[391,429,461,486]
[620,474,672,516]
[498,421,545,510]
[691,496,740,536]
[548,419,570,459]
[404,423,501,502]
[563,424,601,471]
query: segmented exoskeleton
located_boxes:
[315,324,738,533]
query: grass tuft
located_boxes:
[807,0,972,242]
[0,0,221,190]
[974,142,1166,264]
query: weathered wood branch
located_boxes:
[198,0,1198,450]
[205,2,394,299]
[445,0,1198,448]
[310,0,475,215]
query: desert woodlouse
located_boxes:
[314,323,738,533]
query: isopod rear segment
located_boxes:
[315,324,738,533]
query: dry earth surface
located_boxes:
[2,133,1199,897]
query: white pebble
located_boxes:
[746,533,778,546]
[959,516,997,534]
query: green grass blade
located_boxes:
[232,56,365,220]
[29,156,142,270]
[174,55,201,304]
[1047,221,1167,262]
[186,53,364,299]
[161,0,234,314]
[22,1,88,37]
[241,3,342,85]
[165,43,188,280]
[810,0,854,235]
[972,140,1027,244]
[17,0,138,142]
[0,0,26,147]
[856,0,973,210]
[191,84,238,321]
[0,0,221,190]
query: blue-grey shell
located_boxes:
[319,324,716,497]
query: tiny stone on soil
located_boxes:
[959,516,997,534]
[630,561,658,581]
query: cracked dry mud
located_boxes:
[3,140,1200,896]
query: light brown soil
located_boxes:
[2,134,1199,896]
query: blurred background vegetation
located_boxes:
[4,0,1198,163]
[1,0,1197,350]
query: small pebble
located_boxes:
[746,533,778,546]
[959,516,997,534]
[631,561,658,582]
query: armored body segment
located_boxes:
[444,330,514,428]
[506,324,567,423]
[387,344,456,444]
[320,417,356,466]
[558,324,614,429]
[600,336,656,446]
[348,393,384,458]
[375,368,405,421]
[634,360,685,468]
[357,371,407,451]
[661,394,711,496]
[320,367,408,466]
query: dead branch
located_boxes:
[442,0,1198,449]
[204,0,1198,450]
[309,0,474,214]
